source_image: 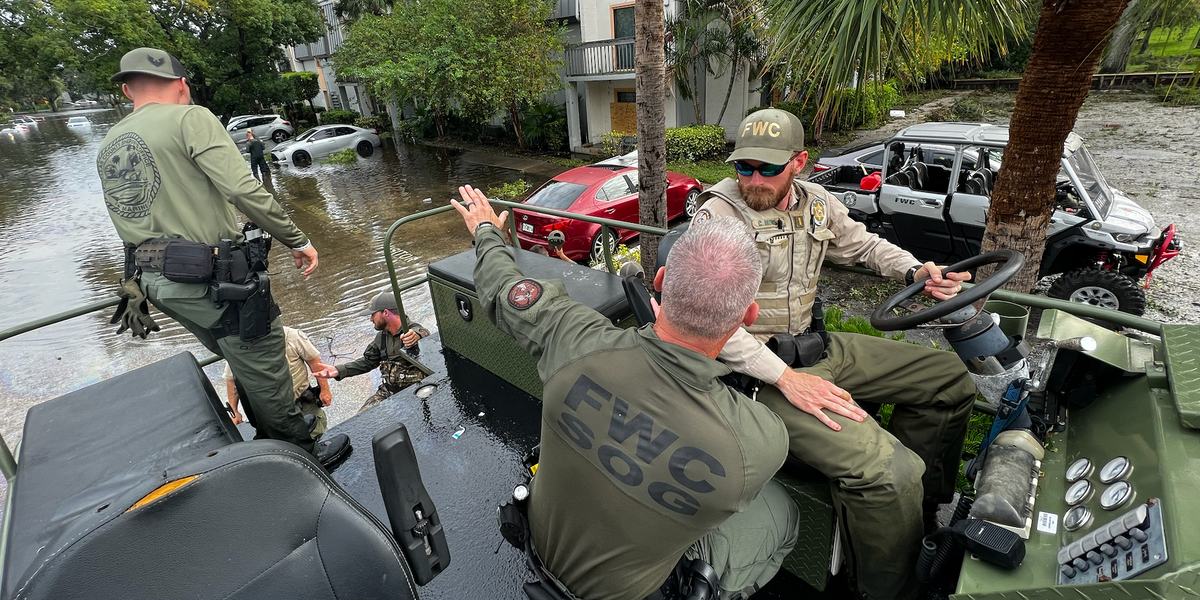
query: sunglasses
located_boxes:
[733,161,790,177]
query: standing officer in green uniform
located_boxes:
[312,291,429,413]
[693,108,977,600]
[246,130,269,182]
[450,185,797,600]
[97,47,349,469]
[224,326,333,436]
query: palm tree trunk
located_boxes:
[1099,0,1139,74]
[636,0,667,276]
[1139,15,1157,55]
[981,0,1130,292]
[716,60,739,126]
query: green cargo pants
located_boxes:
[140,273,316,456]
[685,480,799,599]
[757,332,976,600]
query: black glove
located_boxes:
[110,278,161,339]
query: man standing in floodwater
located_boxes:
[312,290,429,413]
[246,130,269,182]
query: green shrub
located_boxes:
[324,148,358,165]
[508,102,568,151]
[827,82,901,130]
[485,179,531,200]
[597,131,634,157]
[321,109,361,125]
[665,125,728,162]
[1156,85,1200,106]
[355,114,391,132]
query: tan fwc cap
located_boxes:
[111,47,188,83]
[726,108,805,165]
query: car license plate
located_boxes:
[521,223,534,233]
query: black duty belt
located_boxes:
[133,238,213,285]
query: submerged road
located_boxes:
[0,110,547,506]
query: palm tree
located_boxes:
[665,0,723,125]
[334,0,393,23]
[710,0,765,127]
[636,0,667,276]
[763,0,1144,292]
[979,0,1131,291]
[762,0,1032,138]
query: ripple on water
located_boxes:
[0,110,542,444]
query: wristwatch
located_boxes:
[474,222,496,235]
[904,265,920,285]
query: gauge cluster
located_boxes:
[1054,454,1167,585]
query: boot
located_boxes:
[316,433,352,472]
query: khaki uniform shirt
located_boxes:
[472,226,788,600]
[224,327,319,400]
[96,103,307,248]
[697,177,920,384]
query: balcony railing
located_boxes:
[565,37,635,78]
[549,0,577,21]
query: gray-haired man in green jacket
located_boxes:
[449,185,798,600]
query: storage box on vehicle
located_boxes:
[427,248,636,399]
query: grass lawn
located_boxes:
[1126,24,1200,72]
[667,160,735,185]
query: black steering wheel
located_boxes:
[869,250,1025,331]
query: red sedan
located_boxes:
[513,165,703,261]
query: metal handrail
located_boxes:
[382,199,670,325]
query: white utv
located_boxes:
[809,122,1181,315]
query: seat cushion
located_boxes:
[429,247,631,322]
[17,440,417,600]
[3,353,241,598]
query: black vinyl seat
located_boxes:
[4,353,419,600]
[16,440,418,600]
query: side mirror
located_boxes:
[372,423,451,585]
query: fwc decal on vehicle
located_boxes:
[896,197,918,206]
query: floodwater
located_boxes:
[0,109,542,453]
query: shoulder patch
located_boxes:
[810,197,828,229]
[507,279,544,310]
[693,208,713,224]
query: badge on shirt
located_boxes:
[693,208,713,224]
[508,279,543,310]
[811,197,828,229]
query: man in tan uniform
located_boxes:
[225,326,333,436]
[695,108,977,600]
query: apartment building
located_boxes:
[286,0,375,116]
[557,0,764,153]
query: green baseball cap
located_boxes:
[727,108,805,165]
[359,290,399,316]
[111,47,188,83]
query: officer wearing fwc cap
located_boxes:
[96,47,351,470]
[694,108,977,600]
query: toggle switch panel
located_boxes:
[1057,499,1167,586]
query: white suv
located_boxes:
[226,115,294,147]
